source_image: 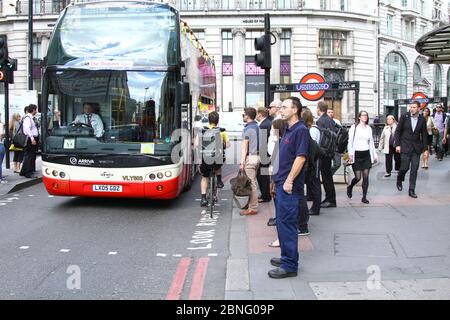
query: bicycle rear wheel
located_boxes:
[209,174,216,218]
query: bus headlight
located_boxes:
[165,171,172,178]
[157,172,164,179]
[45,168,51,175]
[149,174,156,180]
[52,170,58,177]
[59,172,66,179]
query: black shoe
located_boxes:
[396,180,403,191]
[384,173,391,177]
[270,257,282,268]
[408,190,418,199]
[200,198,208,207]
[361,197,370,204]
[268,267,297,279]
[267,218,276,226]
[346,186,353,199]
[298,228,310,236]
[216,180,224,189]
[308,210,320,216]
[320,201,336,208]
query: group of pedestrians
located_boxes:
[0,104,40,183]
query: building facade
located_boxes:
[0,0,449,123]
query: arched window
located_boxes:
[413,63,421,84]
[447,68,450,103]
[434,65,442,97]
[384,52,407,106]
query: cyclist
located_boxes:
[198,111,230,207]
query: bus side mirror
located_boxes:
[177,81,190,105]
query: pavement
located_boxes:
[225,152,450,300]
[0,152,42,198]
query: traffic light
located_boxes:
[6,58,17,84]
[0,35,8,69]
[254,34,271,69]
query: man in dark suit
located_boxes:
[394,101,428,198]
[316,101,338,208]
[256,107,272,202]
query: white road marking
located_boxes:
[221,199,228,201]
[28,195,34,197]
[7,197,19,201]
[157,253,167,257]
[48,196,55,198]
[172,254,182,257]
[108,252,118,255]
[208,253,218,257]
[0,203,6,206]
[59,249,70,253]
[195,199,201,201]
[19,246,30,250]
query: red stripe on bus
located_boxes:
[188,257,210,300]
[166,257,192,300]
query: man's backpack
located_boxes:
[306,135,320,179]
[316,126,336,159]
[335,124,349,154]
[200,126,224,165]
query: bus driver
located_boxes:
[73,102,105,138]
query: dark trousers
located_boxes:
[257,165,271,201]
[306,170,321,213]
[20,139,38,177]
[320,156,336,203]
[398,152,420,191]
[275,185,300,272]
[385,146,401,174]
[297,187,309,231]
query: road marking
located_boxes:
[28,195,34,197]
[157,253,167,257]
[59,249,70,253]
[188,257,210,300]
[7,197,19,201]
[166,257,192,300]
[0,203,6,206]
[173,254,182,257]
[108,252,118,255]
[195,199,201,201]
[221,199,228,201]
[48,196,55,198]
[19,246,30,250]
[208,253,218,257]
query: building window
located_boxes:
[277,0,290,9]
[320,0,328,10]
[402,0,408,7]
[221,0,234,9]
[32,35,42,60]
[420,0,425,15]
[222,30,233,56]
[319,30,348,56]
[340,0,347,11]
[447,68,450,104]
[387,15,394,36]
[413,63,422,84]
[245,30,263,56]
[384,52,408,105]
[434,65,442,96]
[420,25,426,35]
[281,30,291,56]
[403,19,415,42]
[247,0,264,9]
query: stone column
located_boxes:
[232,28,246,111]
[271,28,282,101]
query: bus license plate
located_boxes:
[92,185,122,193]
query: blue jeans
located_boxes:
[0,143,5,179]
[275,184,301,272]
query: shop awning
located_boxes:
[416,24,450,64]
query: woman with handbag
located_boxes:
[347,111,378,204]
[422,108,435,169]
[0,116,6,183]
[378,115,401,177]
[9,113,24,173]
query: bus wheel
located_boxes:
[183,164,194,192]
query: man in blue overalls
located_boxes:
[269,96,309,279]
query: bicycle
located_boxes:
[206,166,219,218]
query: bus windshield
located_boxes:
[47,2,179,68]
[44,69,178,155]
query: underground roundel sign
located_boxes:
[298,73,328,101]
[412,92,428,109]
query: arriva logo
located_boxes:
[70,157,95,166]
[70,157,77,165]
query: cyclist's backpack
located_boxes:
[201,126,224,165]
[317,126,337,159]
[335,124,349,154]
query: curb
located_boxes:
[4,177,43,195]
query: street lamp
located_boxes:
[28,0,33,90]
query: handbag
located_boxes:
[12,118,29,149]
[9,143,23,152]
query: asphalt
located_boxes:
[225,151,450,300]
